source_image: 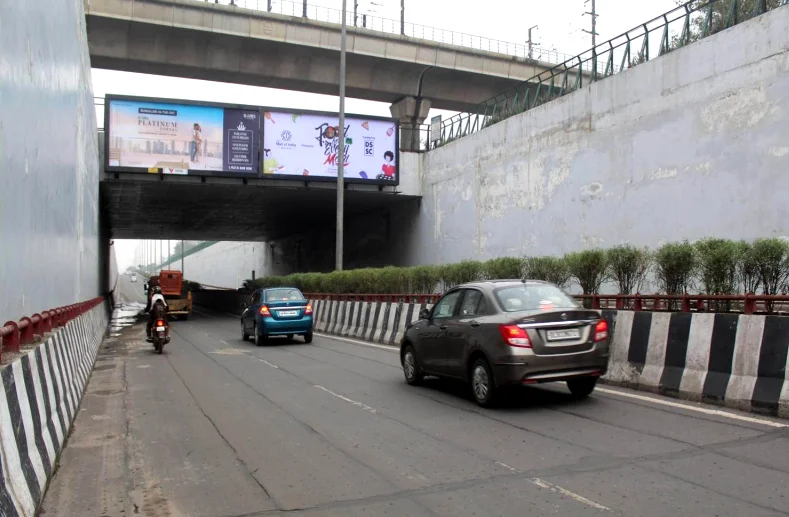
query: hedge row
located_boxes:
[244,238,789,296]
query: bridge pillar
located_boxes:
[390,96,432,152]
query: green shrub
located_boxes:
[483,257,524,280]
[523,256,570,288]
[607,245,651,295]
[694,238,740,295]
[409,265,442,293]
[751,238,789,296]
[654,241,697,294]
[440,260,485,289]
[737,241,760,294]
[565,250,608,295]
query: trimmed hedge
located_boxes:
[246,239,789,296]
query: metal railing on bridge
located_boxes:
[434,0,789,149]
[198,0,576,64]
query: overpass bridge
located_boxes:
[85,0,573,135]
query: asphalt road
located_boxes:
[41,283,789,516]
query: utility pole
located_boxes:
[526,25,539,59]
[303,0,307,17]
[583,0,599,49]
[181,240,185,274]
[336,0,347,271]
[400,0,405,35]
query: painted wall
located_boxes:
[409,6,789,265]
[180,242,272,289]
[0,0,102,322]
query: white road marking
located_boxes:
[529,478,611,511]
[258,359,279,369]
[316,333,399,353]
[314,385,377,414]
[596,387,787,428]
[495,461,520,473]
[220,340,229,345]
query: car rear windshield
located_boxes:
[265,288,304,301]
[494,284,579,312]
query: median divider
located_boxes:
[0,299,111,517]
[192,291,789,419]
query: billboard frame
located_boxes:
[260,105,400,187]
[103,94,263,179]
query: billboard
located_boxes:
[262,110,399,185]
[105,97,260,175]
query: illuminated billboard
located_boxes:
[105,96,260,175]
[262,109,399,185]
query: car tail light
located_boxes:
[305,304,313,315]
[259,305,270,316]
[156,320,165,327]
[594,319,608,341]
[499,325,531,348]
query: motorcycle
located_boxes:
[152,317,170,354]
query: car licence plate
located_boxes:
[156,326,166,331]
[278,310,298,317]
[546,328,581,341]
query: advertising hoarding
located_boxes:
[105,96,260,175]
[262,110,399,185]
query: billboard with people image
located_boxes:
[261,109,399,185]
[105,96,260,175]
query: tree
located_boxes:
[673,0,783,47]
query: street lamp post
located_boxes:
[336,0,347,271]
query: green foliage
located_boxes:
[607,245,651,295]
[440,260,486,290]
[654,241,697,294]
[736,241,761,294]
[694,238,740,295]
[750,238,789,296]
[523,257,571,288]
[565,250,609,295]
[483,257,525,280]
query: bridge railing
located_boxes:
[197,0,576,63]
[0,297,105,365]
[434,0,789,149]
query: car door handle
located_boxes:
[470,321,480,327]
[439,325,448,330]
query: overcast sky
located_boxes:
[104,0,679,271]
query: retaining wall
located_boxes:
[0,302,111,517]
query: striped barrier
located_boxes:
[309,299,789,418]
[0,302,110,517]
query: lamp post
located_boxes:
[336,0,347,271]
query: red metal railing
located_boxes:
[305,293,789,315]
[0,296,105,364]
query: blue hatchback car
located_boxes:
[241,287,314,345]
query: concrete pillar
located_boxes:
[389,96,432,152]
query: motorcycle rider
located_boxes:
[146,286,168,342]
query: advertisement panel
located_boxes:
[106,97,259,175]
[262,110,398,185]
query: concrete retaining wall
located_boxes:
[0,303,110,517]
[0,0,102,323]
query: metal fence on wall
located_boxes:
[435,0,789,148]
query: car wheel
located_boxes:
[304,332,313,344]
[567,377,597,398]
[254,324,266,347]
[241,321,249,341]
[402,345,424,386]
[471,358,496,408]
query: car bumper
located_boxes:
[492,349,609,386]
[257,316,313,336]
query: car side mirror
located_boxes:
[419,308,430,320]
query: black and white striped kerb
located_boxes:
[310,300,434,347]
[0,302,110,517]
[604,311,789,417]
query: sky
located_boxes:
[105,0,679,271]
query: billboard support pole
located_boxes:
[336,0,347,272]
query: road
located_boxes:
[40,283,789,516]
